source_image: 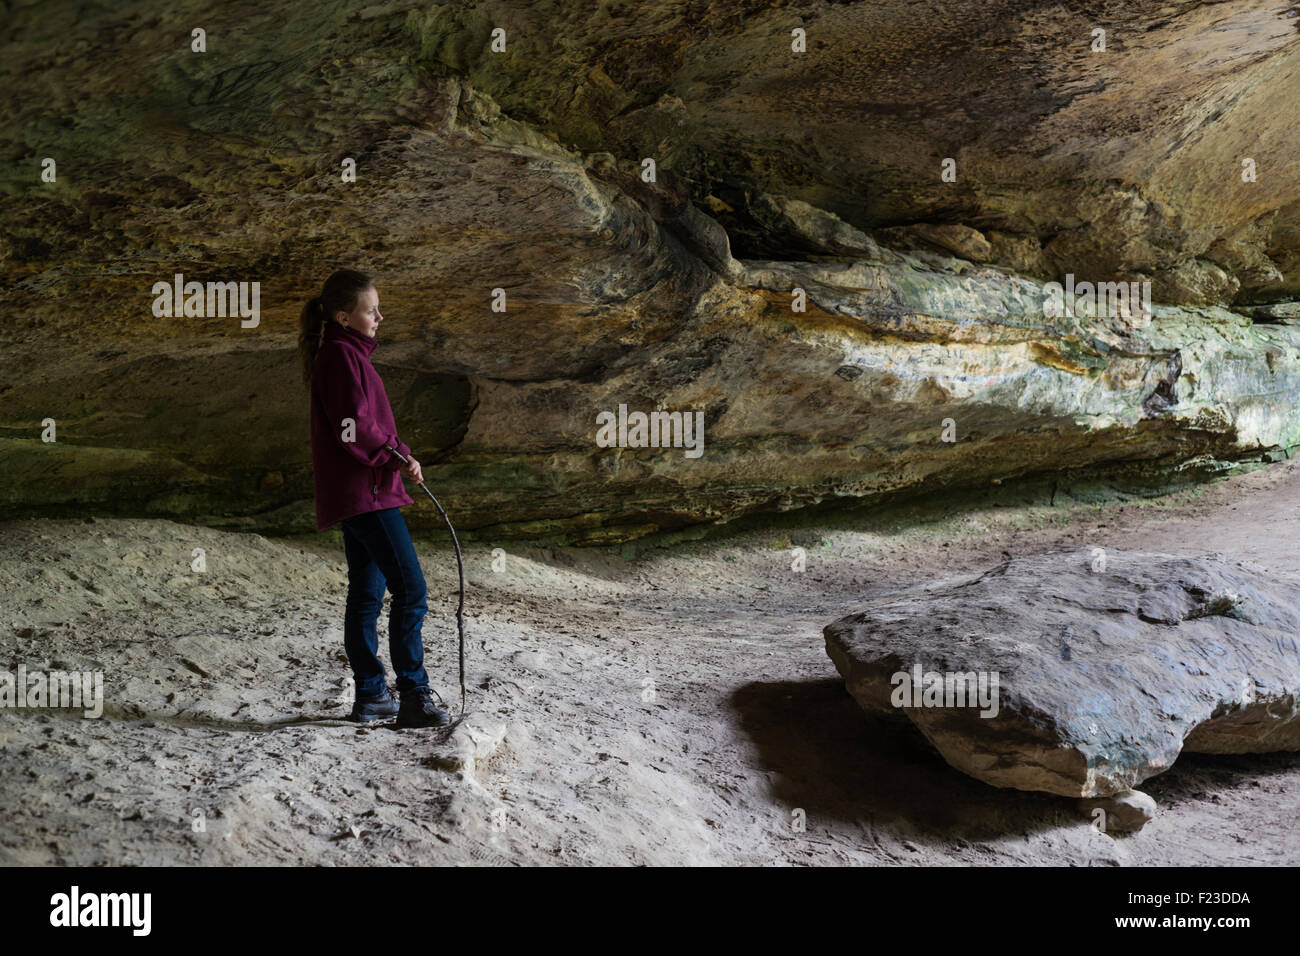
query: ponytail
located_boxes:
[297,296,328,388]
[297,269,373,388]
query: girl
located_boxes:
[298,268,449,728]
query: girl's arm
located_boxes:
[318,349,410,470]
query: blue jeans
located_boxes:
[339,507,430,697]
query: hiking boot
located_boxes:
[397,686,450,728]
[349,684,399,723]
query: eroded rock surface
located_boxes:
[2,2,1299,541]
[824,548,1300,797]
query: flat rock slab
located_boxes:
[824,548,1300,797]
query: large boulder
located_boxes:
[824,548,1300,797]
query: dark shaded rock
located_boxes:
[824,548,1300,797]
[407,0,1300,301]
[907,224,993,263]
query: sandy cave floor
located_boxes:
[2,459,1300,866]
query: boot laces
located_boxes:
[413,686,447,709]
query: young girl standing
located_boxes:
[298,269,449,728]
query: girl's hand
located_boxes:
[401,456,423,484]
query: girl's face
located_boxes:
[339,286,382,337]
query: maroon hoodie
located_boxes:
[309,321,414,531]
